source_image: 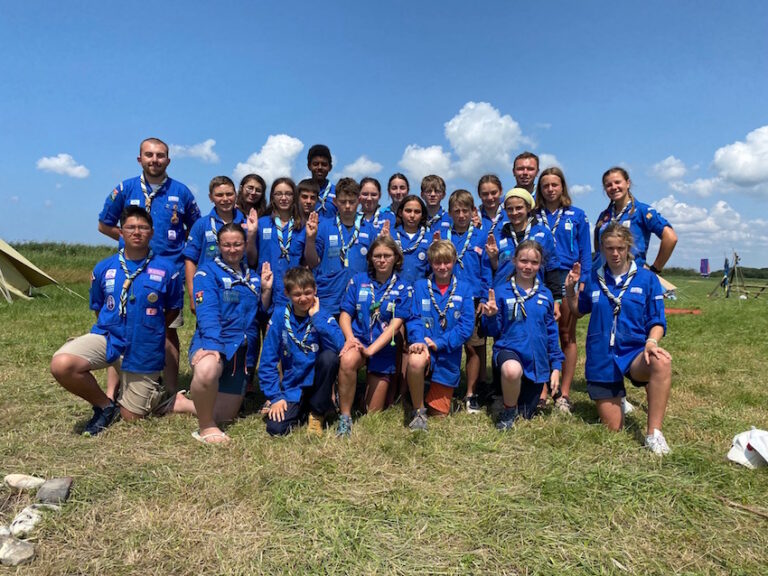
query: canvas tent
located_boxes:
[0,239,58,302]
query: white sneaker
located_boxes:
[645,429,671,455]
[622,397,634,415]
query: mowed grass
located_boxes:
[1,244,767,575]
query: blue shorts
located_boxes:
[219,345,248,396]
[587,374,648,401]
[495,350,544,419]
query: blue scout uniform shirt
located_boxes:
[315,181,337,220]
[183,208,247,265]
[188,259,263,362]
[313,216,375,314]
[408,276,475,388]
[256,215,306,309]
[481,205,508,237]
[439,223,491,301]
[488,220,561,290]
[379,204,398,230]
[537,205,592,284]
[89,252,183,373]
[362,207,387,237]
[481,280,563,384]
[593,199,672,268]
[394,225,431,286]
[258,306,344,404]
[578,266,666,383]
[426,207,452,236]
[340,272,412,375]
[98,176,201,269]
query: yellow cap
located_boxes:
[503,187,534,210]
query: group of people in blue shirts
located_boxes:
[49,138,678,455]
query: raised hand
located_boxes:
[247,208,259,235]
[308,295,320,317]
[432,231,441,243]
[260,261,273,291]
[481,288,498,316]
[485,233,498,259]
[306,211,319,240]
[565,262,581,294]
[471,207,482,228]
[380,219,391,237]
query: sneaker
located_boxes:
[535,398,549,415]
[622,397,634,415]
[83,401,119,436]
[307,412,324,437]
[554,395,573,414]
[408,408,428,432]
[465,395,482,414]
[335,414,352,438]
[496,407,518,431]
[645,429,671,455]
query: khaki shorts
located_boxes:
[168,308,184,329]
[54,333,165,416]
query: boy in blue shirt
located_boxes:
[258,267,344,436]
[308,144,336,220]
[421,174,451,234]
[51,207,183,436]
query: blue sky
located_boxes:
[2,1,767,268]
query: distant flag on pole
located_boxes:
[700,258,710,277]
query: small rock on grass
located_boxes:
[0,526,9,537]
[3,474,46,490]
[0,535,35,566]
[9,504,60,539]
[36,477,73,504]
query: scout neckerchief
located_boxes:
[509,276,539,320]
[213,256,258,296]
[274,216,294,260]
[336,213,363,267]
[610,197,634,225]
[117,248,153,317]
[284,305,313,353]
[369,273,398,331]
[426,210,443,229]
[447,223,475,269]
[318,180,332,211]
[597,261,638,347]
[508,216,533,248]
[538,207,563,247]
[139,173,167,213]
[369,206,382,228]
[427,274,457,329]
[209,211,234,248]
[397,226,426,254]
[486,204,504,236]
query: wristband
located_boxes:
[649,265,661,274]
[646,337,659,346]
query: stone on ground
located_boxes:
[36,477,73,504]
[0,535,35,566]
[3,474,46,490]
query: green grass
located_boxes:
[1,244,767,575]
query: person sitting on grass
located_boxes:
[336,236,412,436]
[50,206,183,436]
[406,240,475,431]
[258,267,344,437]
[564,222,672,455]
[480,240,563,430]
[170,224,273,444]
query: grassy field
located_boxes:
[1,243,767,575]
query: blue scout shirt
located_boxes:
[593,199,672,268]
[315,181,337,220]
[379,205,398,230]
[481,280,563,384]
[578,266,666,383]
[183,208,247,265]
[313,216,375,314]
[407,276,475,388]
[488,221,561,292]
[258,306,345,404]
[426,207,452,236]
[89,252,183,373]
[188,259,263,362]
[537,205,592,284]
[362,207,387,237]
[339,272,412,375]
[481,205,508,237]
[98,176,201,269]
[439,223,491,301]
[256,215,306,308]
[394,225,431,286]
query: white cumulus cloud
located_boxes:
[399,144,454,185]
[570,184,593,196]
[669,177,723,197]
[233,135,304,186]
[652,155,687,181]
[539,153,561,169]
[340,155,383,179]
[170,139,220,163]
[36,153,89,179]
[712,125,768,187]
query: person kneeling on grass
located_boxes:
[50,206,183,436]
[258,267,344,437]
[480,240,563,430]
[337,236,412,437]
[564,222,672,455]
[171,223,273,444]
[406,240,475,431]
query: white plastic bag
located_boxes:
[727,428,768,469]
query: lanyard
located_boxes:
[427,275,457,329]
[139,173,167,212]
[283,306,313,352]
[447,224,475,269]
[509,276,539,320]
[275,217,294,260]
[597,261,638,347]
[336,213,363,267]
[117,249,153,317]
[213,257,258,297]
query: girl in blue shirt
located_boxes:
[236,173,267,219]
[359,177,386,236]
[565,223,672,455]
[392,195,431,285]
[379,173,410,230]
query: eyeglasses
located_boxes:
[272,192,293,198]
[243,185,263,194]
[123,225,151,232]
[220,242,245,249]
